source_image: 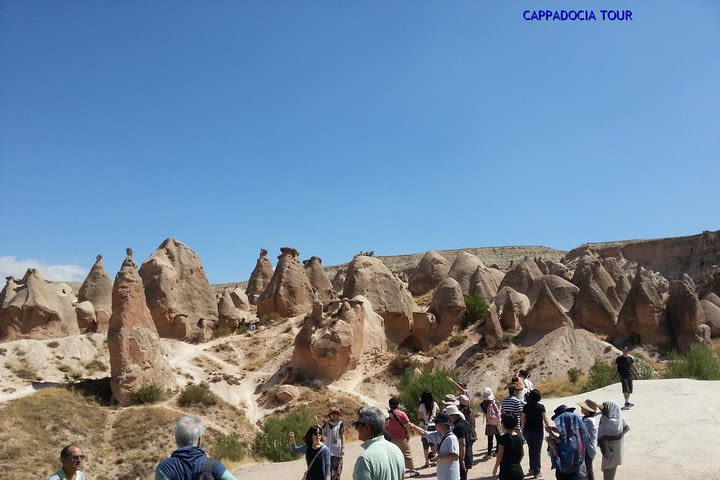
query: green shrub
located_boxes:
[462,296,489,329]
[663,344,720,380]
[567,367,581,384]
[253,406,312,462]
[448,335,465,348]
[178,383,219,407]
[396,368,458,423]
[134,384,164,404]
[634,354,656,380]
[210,432,245,461]
[581,359,616,393]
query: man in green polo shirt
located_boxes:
[48,444,87,480]
[353,406,405,480]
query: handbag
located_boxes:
[301,445,327,480]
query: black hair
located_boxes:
[60,444,79,459]
[303,425,322,445]
[389,397,399,407]
[501,414,518,430]
[527,389,542,403]
[420,391,434,415]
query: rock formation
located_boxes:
[470,265,504,301]
[217,288,243,333]
[408,251,451,296]
[498,257,544,296]
[229,286,250,311]
[666,275,705,352]
[293,296,386,380]
[447,252,486,295]
[615,266,670,345]
[428,278,465,341]
[479,306,504,347]
[331,268,346,294]
[571,254,622,309]
[342,255,419,344]
[138,238,218,340]
[75,301,97,332]
[108,250,175,406]
[570,266,618,333]
[523,281,573,332]
[246,249,274,304]
[703,292,720,309]
[494,287,530,331]
[0,269,79,340]
[257,247,315,318]
[700,300,720,336]
[303,256,336,304]
[77,255,112,330]
[527,275,579,311]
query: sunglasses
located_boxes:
[66,455,86,462]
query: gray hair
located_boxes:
[175,415,206,447]
[357,406,386,436]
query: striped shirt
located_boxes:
[501,396,524,432]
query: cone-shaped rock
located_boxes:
[700,300,720,336]
[448,252,485,295]
[138,238,218,340]
[524,281,573,332]
[342,255,419,344]
[409,251,451,296]
[77,255,112,326]
[293,296,385,380]
[331,268,346,294]
[527,275,579,312]
[0,269,79,340]
[246,249,274,304]
[303,256,336,304]
[666,275,705,352]
[571,254,621,309]
[614,274,632,306]
[495,287,530,331]
[570,266,617,334]
[257,247,315,318]
[498,257,544,296]
[479,306,504,348]
[470,265,504,301]
[217,288,242,332]
[428,278,465,341]
[704,292,720,309]
[229,286,250,311]
[108,251,175,406]
[616,266,670,345]
[75,300,97,332]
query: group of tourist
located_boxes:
[48,352,636,480]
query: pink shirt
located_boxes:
[386,408,410,440]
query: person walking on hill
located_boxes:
[596,400,629,480]
[322,407,346,480]
[387,397,419,477]
[479,387,501,459]
[492,414,525,480]
[289,425,331,480]
[417,391,440,468]
[613,347,639,409]
[352,406,405,480]
[48,444,87,480]
[408,413,460,480]
[155,416,238,480]
[520,389,551,479]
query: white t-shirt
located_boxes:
[427,431,460,480]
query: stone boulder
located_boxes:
[246,249,274,304]
[108,250,175,406]
[229,286,250,311]
[303,256,336,304]
[478,306,503,348]
[0,269,79,340]
[138,238,218,340]
[75,301,97,333]
[527,275,579,311]
[498,257,544,296]
[524,281,574,332]
[571,254,621,309]
[703,292,720,309]
[257,247,316,318]
[408,311,439,350]
[470,265,504,301]
[217,288,243,333]
[342,255,418,344]
[614,274,633,305]
[494,287,530,332]
[447,252,485,295]
[331,268,346,294]
[275,385,301,404]
[293,296,386,380]
[408,251,451,296]
[428,278,465,341]
[666,275,705,352]
[570,266,618,334]
[77,255,113,328]
[696,324,712,344]
[615,266,671,346]
[549,262,571,280]
[700,300,720,336]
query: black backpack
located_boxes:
[196,458,215,480]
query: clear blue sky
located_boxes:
[1,1,718,283]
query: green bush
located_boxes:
[448,335,465,348]
[210,432,245,461]
[581,359,616,393]
[462,296,489,329]
[178,383,219,407]
[567,368,581,384]
[396,368,458,423]
[663,344,720,380]
[134,384,164,404]
[253,406,312,462]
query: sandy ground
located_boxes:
[230,378,720,480]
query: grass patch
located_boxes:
[254,406,312,462]
[462,295,489,329]
[662,344,720,380]
[133,384,164,404]
[448,335,466,348]
[210,432,245,461]
[178,383,219,407]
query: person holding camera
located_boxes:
[408,413,460,480]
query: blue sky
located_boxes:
[1,1,718,283]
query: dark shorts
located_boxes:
[621,376,633,393]
[485,425,500,436]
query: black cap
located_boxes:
[551,404,576,421]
